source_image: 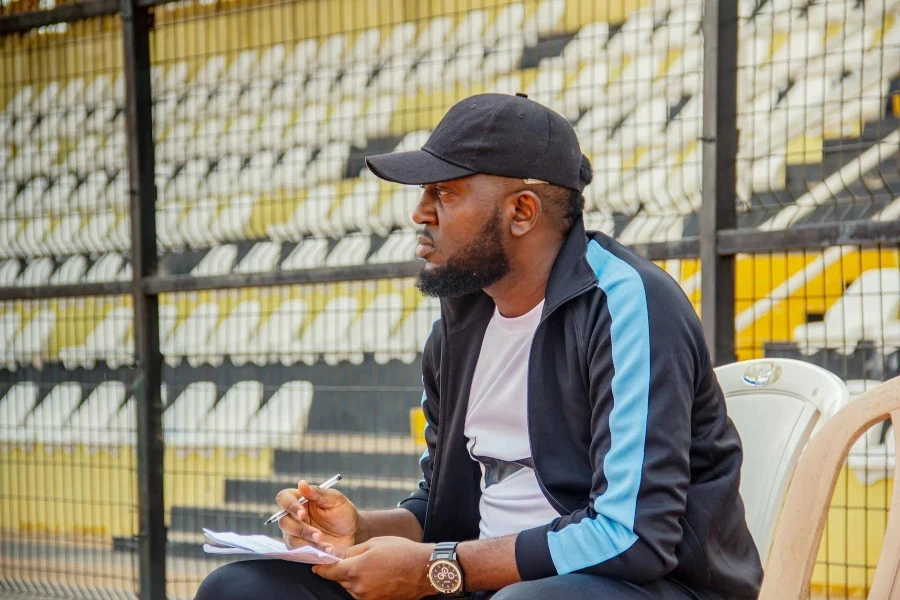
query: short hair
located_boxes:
[538,154,594,232]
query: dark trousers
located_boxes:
[194,559,726,600]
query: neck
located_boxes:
[483,238,563,318]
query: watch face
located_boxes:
[428,559,463,594]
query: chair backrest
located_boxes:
[714,358,848,564]
[760,376,900,599]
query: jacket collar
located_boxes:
[439,216,598,336]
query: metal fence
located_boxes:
[0,0,898,598]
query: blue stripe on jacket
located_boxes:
[546,239,651,574]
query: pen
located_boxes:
[264,474,343,525]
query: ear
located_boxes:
[506,190,541,238]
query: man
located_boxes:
[195,93,763,600]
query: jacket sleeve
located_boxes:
[397,319,442,530]
[516,263,702,584]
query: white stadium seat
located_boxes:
[448,9,487,48]
[49,255,88,285]
[15,257,53,287]
[348,293,405,357]
[231,298,308,367]
[59,305,134,370]
[289,295,358,366]
[13,382,82,444]
[234,241,281,274]
[485,2,525,46]
[84,252,124,283]
[0,259,21,287]
[282,39,319,76]
[325,233,371,267]
[281,238,330,271]
[201,300,262,367]
[0,381,40,439]
[191,380,265,446]
[64,381,128,445]
[191,244,238,277]
[374,296,440,364]
[367,231,417,264]
[379,22,416,60]
[794,269,900,355]
[163,302,219,367]
[258,44,286,77]
[163,381,218,443]
[231,380,314,448]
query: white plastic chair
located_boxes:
[345,28,382,66]
[379,23,416,60]
[232,298,308,367]
[523,0,566,45]
[347,293,405,357]
[84,253,125,283]
[0,260,22,287]
[714,358,848,565]
[414,16,453,53]
[332,179,383,234]
[485,2,525,46]
[49,255,88,285]
[374,296,440,365]
[209,196,255,242]
[232,381,314,449]
[448,9,487,48]
[258,44,286,77]
[282,39,319,76]
[793,269,900,355]
[0,312,22,348]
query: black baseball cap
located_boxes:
[366,93,586,192]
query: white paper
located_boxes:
[202,528,340,564]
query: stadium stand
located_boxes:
[1,1,899,592]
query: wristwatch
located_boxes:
[426,541,465,595]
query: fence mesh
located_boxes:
[1,1,898,599]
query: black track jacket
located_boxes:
[398,217,763,598]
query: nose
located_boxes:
[412,189,436,226]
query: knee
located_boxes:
[196,562,264,600]
[492,581,534,600]
[195,561,314,600]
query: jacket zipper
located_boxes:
[526,281,597,516]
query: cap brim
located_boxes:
[365,149,477,185]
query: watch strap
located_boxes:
[431,541,459,562]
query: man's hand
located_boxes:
[275,480,359,557]
[312,537,436,600]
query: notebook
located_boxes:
[202,528,340,564]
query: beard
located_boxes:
[415,207,511,298]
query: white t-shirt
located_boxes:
[464,299,560,539]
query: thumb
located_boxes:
[343,541,371,559]
[298,479,345,508]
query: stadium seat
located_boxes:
[230,380,314,448]
[345,28,382,67]
[6,85,34,116]
[191,244,238,277]
[0,381,39,439]
[224,50,259,83]
[162,302,219,367]
[201,300,262,367]
[13,215,52,258]
[84,253,125,283]
[234,241,281,274]
[316,33,347,69]
[485,2,525,46]
[267,184,337,241]
[325,99,365,143]
[232,297,308,366]
[523,0,566,45]
[374,295,440,364]
[349,292,405,356]
[219,114,258,156]
[793,269,900,355]
[3,307,55,369]
[379,22,416,60]
[59,305,134,370]
[482,35,526,81]
[715,358,848,564]
[367,231,417,264]
[209,196,255,242]
[64,380,128,444]
[15,257,53,287]
[163,381,218,443]
[190,380,265,446]
[15,381,82,444]
[332,179,384,234]
[0,259,21,286]
[281,238,330,271]
[49,255,87,285]
[257,44,286,78]
[445,42,486,86]
[325,233,371,267]
[251,112,291,153]
[0,311,21,348]
[288,295,358,366]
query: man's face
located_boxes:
[412,175,511,298]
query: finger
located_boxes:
[298,479,345,508]
[342,542,370,560]
[275,488,301,511]
[311,561,351,582]
[283,532,333,554]
[279,517,324,543]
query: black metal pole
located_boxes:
[120,0,165,597]
[700,0,738,366]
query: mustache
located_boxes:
[417,231,435,243]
